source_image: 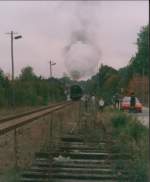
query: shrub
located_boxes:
[126,120,147,142]
[111,113,128,128]
[111,112,149,181]
[128,158,149,182]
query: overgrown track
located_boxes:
[0,101,72,136]
[20,134,129,182]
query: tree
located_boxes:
[19,66,37,81]
[0,69,5,87]
[98,64,118,87]
[129,25,149,75]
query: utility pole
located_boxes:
[6,31,17,81]
[49,60,56,78]
[11,31,14,80]
[49,60,56,103]
[6,31,22,108]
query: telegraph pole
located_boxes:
[49,60,56,102]
[49,60,52,78]
[6,31,22,108]
[11,31,14,80]
[11,31,15,108]
[49,60,56,78]
[6,31,16,81]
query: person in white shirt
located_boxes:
[99,98,105,112]
[67,94,71,101]
[91,95,97,112]
[91,95,96,102]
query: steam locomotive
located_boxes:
[70,84,83,101]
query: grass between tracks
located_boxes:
[101,108,149,182]
[0,168,22,182]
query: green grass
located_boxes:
[110,112,149,181]
[0,168,22,182]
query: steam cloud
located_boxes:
[63,1,101,80]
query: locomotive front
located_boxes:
[70,85,83,101]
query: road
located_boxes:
[132,107,149,127]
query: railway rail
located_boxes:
[0,101,68,124]
[0,101,72,136]
[0,101,130,181]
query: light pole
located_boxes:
[48,60,56,102]
[6,31,22,107]
[49,60,56,78]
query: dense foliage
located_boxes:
[130,25,149,76]
[79,24,149,104]
[80,65,120,104]
[0,66,66,107]
[110,112,149,181]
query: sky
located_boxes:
[0,1,149,80]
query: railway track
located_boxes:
[0,101,69,124]
[0,101,129,181]
[0,101,72,135]
[20,133,129,182]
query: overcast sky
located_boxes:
[0,1,149,80]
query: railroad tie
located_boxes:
[50,134,128,182]
[20,134,129,182]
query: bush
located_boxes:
[126,120,147,142]
[0,88,5,106]
[111,113,128,128]
[111,112,149,181]
[128,158,149,182]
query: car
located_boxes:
[120,96,142,112]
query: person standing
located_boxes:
[116,93,120,109]
[67,94,71,101]
[99,98,105,112]
[130,92,136,112]
[91,95,97,112]
[82,94,89,112]
[112,95,116,108]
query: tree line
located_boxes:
[0,66,66,107]
[0,24,148,107]
[80,24,149,104]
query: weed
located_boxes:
[110,112,149,181]
[111,113,128,128]
[0,168,22,182]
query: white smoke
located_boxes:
[63,1,101,80]
[65,41,100,78]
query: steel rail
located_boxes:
[0,101,73,136]
[0,101,68,124]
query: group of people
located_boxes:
[112,93,121,109]
[81,94,105,112]
[81,92,137,113]
[112,92,137,111]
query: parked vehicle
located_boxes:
[120,96,142,112]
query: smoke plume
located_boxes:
[63,1,101,80]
